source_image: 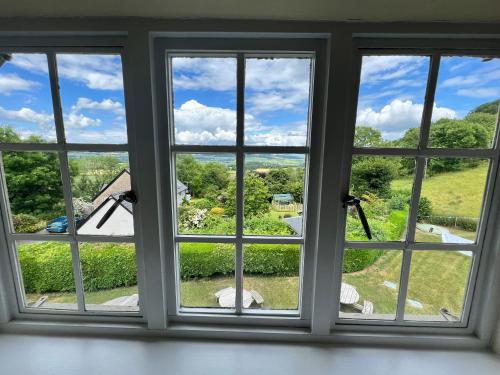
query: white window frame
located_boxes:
[330,38,500,331]
[153,37,328,327]
[0,36,150,322]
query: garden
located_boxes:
[4,99,498,316]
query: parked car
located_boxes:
[46,216,85,233]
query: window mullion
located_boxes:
[48,51,86,312]
[418,53,440,149]
[235,53,245,314]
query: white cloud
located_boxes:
[0,106,53,125]
[360,56,427,84]
[64,112,101,128]
[0,73,40,94]
[9,53,123,91]
[72,97,125,115]
[64,127,127,144]
[356,99,456,139]
[456,87,500,98]
[245,124,307,146]
[172,57,236,91]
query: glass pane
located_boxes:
[430,56,499,149]
[68,152,132,236]
[79,242,139,312]
[175,153,235,235]
[244,57,312,146]
[340,249,402,320]
[0,53,56,142]
[415,158,488,243]
[243,244,301,310]
[346,156,415,241]
[355,55,430,147]
[57,54,127,144]
[16,241,77,310]
[405,250,472,321]
[243,154,306,236]
[178,243,235,309]
[2,151,66,233]
[170,56,237,145]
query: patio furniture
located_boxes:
[215,287,264,308]
[340,282,360,305]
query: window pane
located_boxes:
[16,241,77,310]
[340,249,402,320]
[68,152,132,236]
[170,56,237,145]
[355,55,430,148]
[243,154,306,236]
[243,244,301,311]
[405,250,472,321]
[430,56,499,149]
[175,153,235,235]
[0,53,56,142]
[415,158,488,243]
[79,242,139,312]
[244,57,312,146]
[57,54,127,144]
[2,151,66,233]
[178,243,235,309]
[346,156,415,241]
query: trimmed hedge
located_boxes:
[18,242,137,293]
[422,215,478,232]
[343,249,383,273]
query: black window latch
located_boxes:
[96,190,137,229]
[343,194,372,240]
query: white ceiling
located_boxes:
[1,0,500,22]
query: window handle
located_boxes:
[343,194,372,240]
[96,190,137,229]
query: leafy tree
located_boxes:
[266,168,291,196]
[351,157,397,199]
[354,126,384,147]
[471,99,499,115]
[429,118,489,149]
[225,172,270,216]
[176,155,203,197]
[200,162,230,199]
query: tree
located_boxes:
[354,126,384,147]
[471,99,499,115]
[351,157,397,199]
[225,172,270,216]
[176,155,203,197]
[0,127,66,218]
[265,168,291,196]
[200,162,230,199]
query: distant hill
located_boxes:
[471,100,499,115]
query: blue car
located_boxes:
[46,216,85,233]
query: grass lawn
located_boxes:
[26,286,139,306]
[392,163,488,217]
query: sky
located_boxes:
[356,55,500,141]
[1,53,498,145]
[0,53,127,143]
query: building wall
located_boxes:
[78,200,134,236]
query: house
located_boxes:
[78,169,188,236]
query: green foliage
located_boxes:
[190,198,217,210]
[12,214,46,233]
[225,172,270,216]
[266,168,291,195]
[3,151,65,218]
[388,190,411,210]
[417,196,433,221]
[472,99,499,115]
[72,156,123,201]
[343,249,383,273]
[245,215,294,235]
[422,216,478,231]
[354,126,385,147]
[351,157,397,198]
[178,243,301,280]
[428,118,490,149]
[18,242,137,293]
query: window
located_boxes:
[0,50,141,315]
[158,38,323,319]
[337,52,499,325]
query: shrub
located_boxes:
[423,215,478,231]
[351,157,397,198]
[245,215,294,235]
[343,249,384,273]
[18,242,137,293]
[12,214,45,233]
[191,198,217,210]
[210,207,225,215]
[417,196,433,221]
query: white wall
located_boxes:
[78,200,134,236]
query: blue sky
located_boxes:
[1,53,497,145]
[0,53,126,143]
[356,55,500,140]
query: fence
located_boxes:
[272,202,303,213]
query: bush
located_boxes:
[18,242,137,293]
[191,198,217,210]
[417,196,433,221]
[179,243,301,280]
[210,207,225,215]
[343,249,383,273]
[351,157,397,198]
[423,215,478,231]
[12,214,45,233]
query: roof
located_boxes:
[283,216,303,236]
[177,180,188,193]
[272,193,294,202]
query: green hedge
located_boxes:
[343,249,384,273]
[18,242,137,293]
[423,215,478,231]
